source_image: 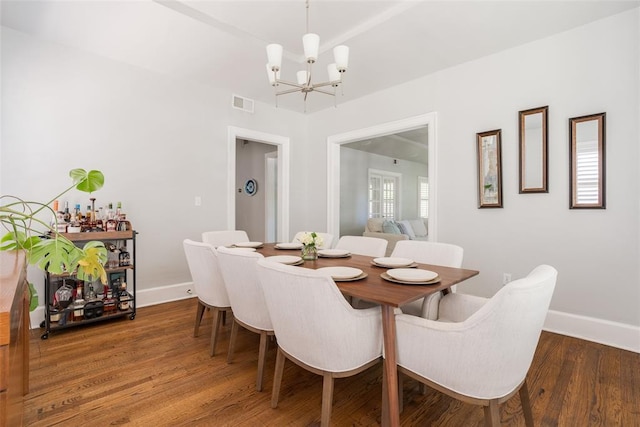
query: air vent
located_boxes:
[232,94,254,113]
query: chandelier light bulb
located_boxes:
[303,33,320,63]
[266,44,283,71]
[333,45,349,72]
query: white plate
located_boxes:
[228,247,256,252]
[275,242,303,250]
[316,266,363,280]
[373,257,414,268]
[318,249,351,258]
[387,268,438,282]
[234,241,264,248]
[265,255,303,265]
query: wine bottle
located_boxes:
[63,201,71,223]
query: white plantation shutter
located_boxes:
[575,140,599,204]
[418,176,429,218]
[369,170,400,219]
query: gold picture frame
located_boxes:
[477,129,503,208]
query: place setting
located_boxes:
[233,241,264,249]
[371,257,418,268]
[317,249,351,258]
[264,255,304,266]
[316,266,367,282]
[380,268,440,285]
[274,242,303,250]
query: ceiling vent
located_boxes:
[232,94,254,113]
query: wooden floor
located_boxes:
[24,298,640,426]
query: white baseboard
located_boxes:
[544,309,640,353]
[30,283,639,353]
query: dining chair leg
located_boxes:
[209,307,223,357]
[271,347,285,408]
[483,400,501,427]
[256,331,269,392]
[519,380,535,427]
[226,319,239,363]
[193,300,206,337]
[321,372,334,427]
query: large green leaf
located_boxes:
[70,169,105,193]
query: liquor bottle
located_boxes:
[75,204,83,223]
[63,201,71,223]
[85,205,93,222]
[50,200,60,229]
[118,282,131,310]
[73,283,85,321]
[115,202,122,220]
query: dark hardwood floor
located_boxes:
[24,298,640,426]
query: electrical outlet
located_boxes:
[503,273,512,285]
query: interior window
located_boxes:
[369,170,400,219]
[418,176,429,218]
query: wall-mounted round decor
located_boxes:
[244,178,258,196]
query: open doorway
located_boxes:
[326,112,438,241]
[227,126,290,242]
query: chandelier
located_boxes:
[265,0,349,109]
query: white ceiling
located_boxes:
[2,0,638,114]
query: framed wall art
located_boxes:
[476,129,503,208]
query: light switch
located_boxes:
[195,196,202,207]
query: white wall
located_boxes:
[0,27,307,302]
[310,10,639,347]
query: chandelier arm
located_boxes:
[276,87,309,96]
[275,80,306,89]
[310,81,337,89]
[312,88,336,96]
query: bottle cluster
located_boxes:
[51,198,131,233]
[49,278,132,324]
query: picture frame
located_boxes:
[476,129,503,208]
[569,112,606,209]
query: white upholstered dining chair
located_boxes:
[391,240,464,319]
[334,235,388,257]
[256,259,383,427]
[395,264,557,426]
[216,246,273,392]
[182,239,232,357]
[202,230,249,247]
[291,231,334,249]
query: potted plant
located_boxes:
[0,168,108,284]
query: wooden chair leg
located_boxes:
[321,372,334,427]
[271,347,285,408]
[519,379,535,427]
[256,331,269,392]
[226,319,239,363]
[193,301,206,337]
[209,308,223,357]
[222,310,227,326]
[483,400,501,427]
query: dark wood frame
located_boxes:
[476,129,503,208]
[569,112,606,209]
[519,106,549,193]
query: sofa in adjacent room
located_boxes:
[363,217,428,256]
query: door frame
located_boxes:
[227,126,290,242]
[326,112,438,241]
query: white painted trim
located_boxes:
[327,112,438,241]
[227,126,290,242]
[544,309,640,353]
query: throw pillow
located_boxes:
[398,220,416,239]
[409,219,428,237]
[382,220,401,234]
[367,218,384,233]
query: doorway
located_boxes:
[227,126,290,242]
[326,112,438,241]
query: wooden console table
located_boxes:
[1,251,30,427]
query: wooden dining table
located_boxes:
[256,243,479,427]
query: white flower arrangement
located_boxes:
[299,231,323,248]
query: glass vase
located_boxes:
[301,244,318,261]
